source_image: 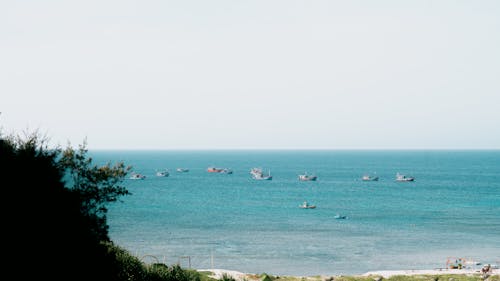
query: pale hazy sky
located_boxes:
[1,0,499,149]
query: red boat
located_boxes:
[207,167,224,173]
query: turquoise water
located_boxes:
[93,150,500,276]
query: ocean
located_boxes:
[91,150,500,276]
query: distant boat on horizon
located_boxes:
[207,167,224,173]
[362,173,379,181]
[396,173,415,182]
[250,167,272,180]
[299,172,317,181]
[299,201,316,209]
[208,167,233,174]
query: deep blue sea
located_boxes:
[91,150,500,276]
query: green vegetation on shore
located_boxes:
[103,241,211,281]
[0,132,209,281]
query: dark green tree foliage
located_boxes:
[0,132,130,281]
[1,132,204,281]
[59,140,131,241]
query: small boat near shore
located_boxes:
[156,170,169,177]
[396,173,415,182]
[299,201,316,209]
[129,173,146,180]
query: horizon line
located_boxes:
[86,147,500,151]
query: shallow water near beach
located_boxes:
[93,150,500,276]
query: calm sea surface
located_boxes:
[92,150,500,276]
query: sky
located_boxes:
[1,0,500,150]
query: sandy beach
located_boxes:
[198,267,499,281]
[361,268,497,278]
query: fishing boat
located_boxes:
[298,173,317,181]
[362,174,379,181]
[253,171,272,180]
[396,173,415,182]
[251,167,272,180]
[207,167,224,173]
[208,167,232,174]
[156,170,169,177]
[299,201,316,209]
[129,173,146,180]
[176,168,189,173]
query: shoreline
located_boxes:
[198,268,499,280]
[361,268,497,278]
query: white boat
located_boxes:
[334,214,347,219]
[176,168,189,173]
[220,168,233,174]
[253,172,272,180]
[298,173,317,181]
[250,168,263,176]
[251,167,272,180]
[396,173,414,182]
[156,170,169,177]
[129,173,146,180]
[299,201,316,209]
[362,174,379,181]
